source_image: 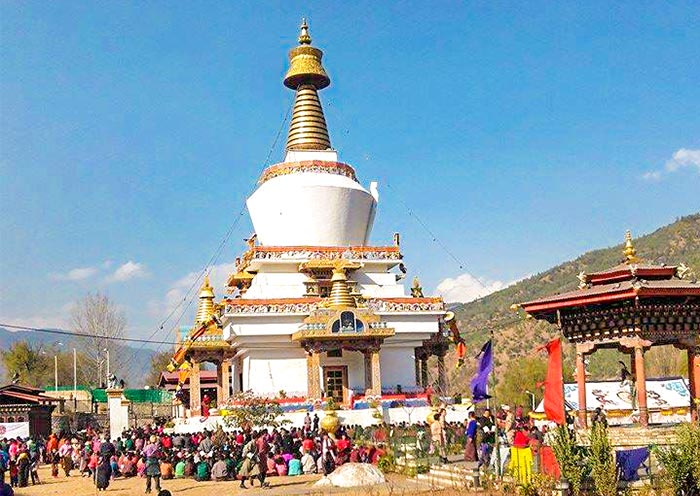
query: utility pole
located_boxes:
[54,355,58,391]
[106,349,110,379]
[73,348,77,392]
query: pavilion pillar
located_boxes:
[364,348,382,396]
[437,352,447,395]
[421,357,428,388]
[575,346,588,428]
[689,347,700,422]
[634,345,649,427]
[414,354,421,387]
[218,358,230,405]
[306,351,321,400]
[189,359,201,417]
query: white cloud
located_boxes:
[148,262,235,320]
[49,266,99,281]
[0,313,69,330]
[665,148,700,172]
[641,171,661,182]
[642,148,700,181]
[105,261,149,283]
[434,272,510,303]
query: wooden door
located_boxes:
[323,366,348,404]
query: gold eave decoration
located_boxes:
[291,326,395,342]
[299,260,363,272]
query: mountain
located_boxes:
[447,213,700,388]
[0,327,158,388]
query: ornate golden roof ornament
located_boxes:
[195,275,216,324]
[284,19,332,151]
[328,266,356,309]
[411,276,424,298]
[623,230,640,264]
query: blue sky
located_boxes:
[1,2,698,341]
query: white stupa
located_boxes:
[215,21,448,404]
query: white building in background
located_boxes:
[190,22,449,409]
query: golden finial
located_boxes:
[195,275,216,324]
[298,18,311,45]
[284,19,332,151]
[623,230,640,264]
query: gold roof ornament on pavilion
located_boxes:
[328,266,357,309]
[195,275,216,324]
[411,276,424,298]
[623,230,640,264]
[284,19,332,151]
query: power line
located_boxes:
[115,100,294,374]
[385,182,468,271]
[0,323,179,346]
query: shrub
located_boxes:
[377,452,396,474]
[589,422,618,496]
[654,422,700,496]
[551,425,587,496]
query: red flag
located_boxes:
[541,338,566,425]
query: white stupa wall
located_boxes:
[238,345,421,397]
[247,172,377,247]
[242,348,308,397]
[240,267,406,300]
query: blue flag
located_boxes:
[471,340,493,402]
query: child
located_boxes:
[50,449,60,478]
[9,459,18,488]
[29,449,40,485]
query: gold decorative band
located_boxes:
[258,160,358,185]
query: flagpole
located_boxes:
[490,328,501,478]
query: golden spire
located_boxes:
[623,230,640,264]
[284,19,332,151]
[328,267,356,309]
[195,275,216,324]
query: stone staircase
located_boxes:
[414,460,481,490]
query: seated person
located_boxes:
[274,456,288,476]
[211,456,228,481]
[160,458,174,480]
[195,459,210,481]
[301,452,316,475]
[288,452,303,476]
[174,458,186,478]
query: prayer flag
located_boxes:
[539,338,566,424]
[471,340,493,402]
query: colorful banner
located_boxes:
[0,422,30,439]
[471,340,493,402]
[540,338,565,425]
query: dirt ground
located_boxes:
[10,465,442,496]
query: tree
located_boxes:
[1,341,52,387]
[145,351,173,387]
[221,391,290,431]
[70,292,126,387]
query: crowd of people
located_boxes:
[0,411,393,494]
[462,404,561,476]
[0,404,567,495]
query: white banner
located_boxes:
[0,422,30,439]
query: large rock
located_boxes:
[314,463,386,488]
